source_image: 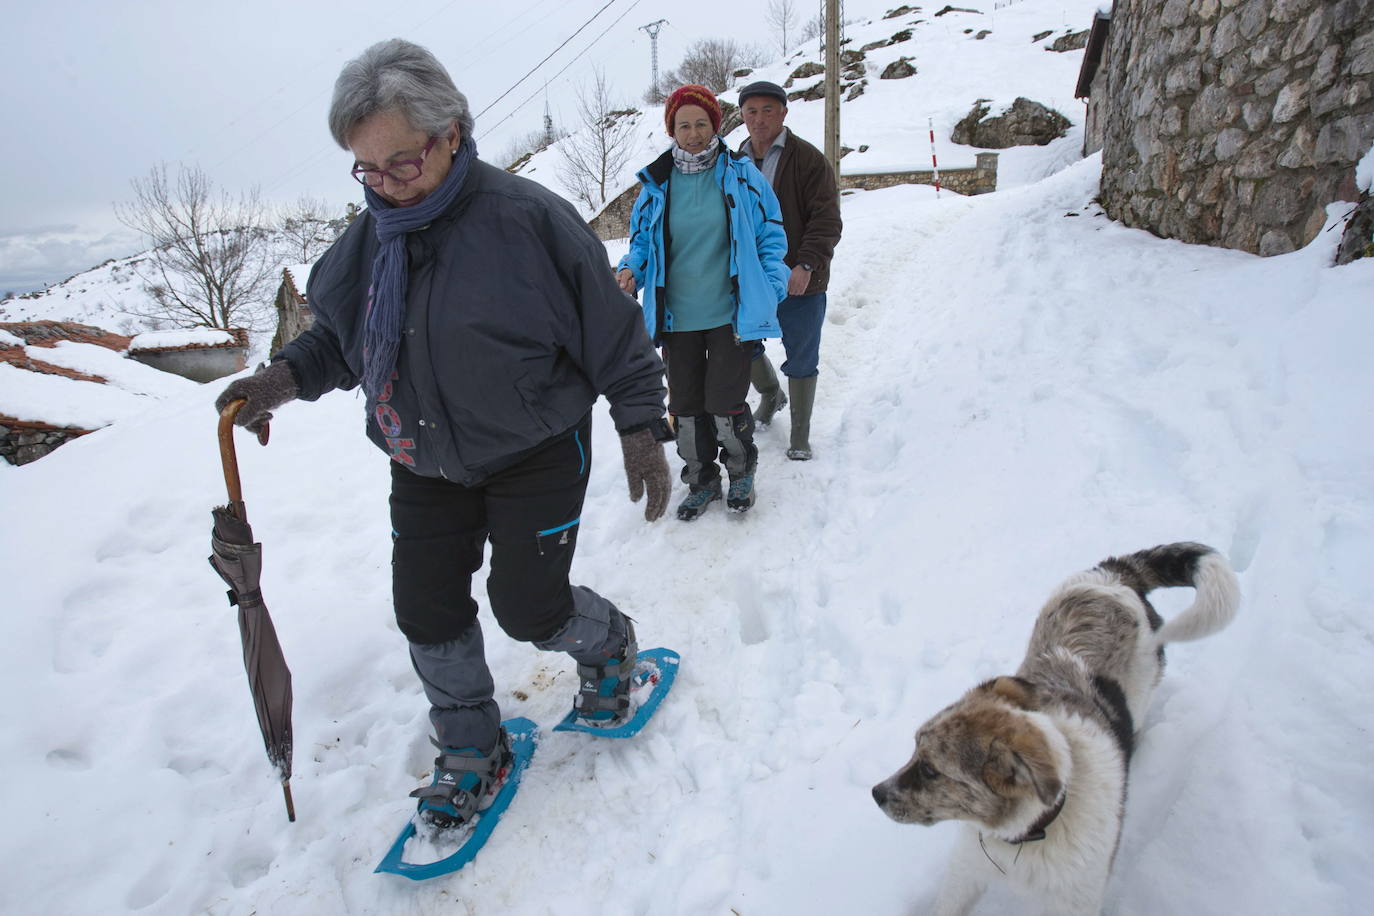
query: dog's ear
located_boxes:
[984,676,1038,710]
[983,730,1063,806]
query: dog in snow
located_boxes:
[871,542,1240,916]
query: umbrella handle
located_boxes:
[218,400,270,515]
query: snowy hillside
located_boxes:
[0,226,344,349]
[0,250,167,334]
[3,2,1372,914]
[512,0,1100,213]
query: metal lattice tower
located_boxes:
[639,19,668,93]
[818,0,844,54]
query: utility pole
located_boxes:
[823,0,841,177]
[543,85,555,147]
[639,19,668,96]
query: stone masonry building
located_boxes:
[1096,0,1373,256]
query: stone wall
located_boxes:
[270,266,314,354]
[127,346,248,382]
[1098,0,1374,256]
[0,321,119,464]
[589,184,641,241]
[840,153,1000,195]
[127,328,249,383]
[0,417,92,466]
[589,153,999,240]
[1078,12,1113,156]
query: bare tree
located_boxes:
[797,12,855,49]
[277,195,346,263]
[657,38,770,94]
[115,164,277,330]
[498,124,569,171]
[557,68,640,212]
[768,0,800,55]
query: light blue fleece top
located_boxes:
[663,168,734,332]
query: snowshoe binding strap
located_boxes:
[574,625,638,722]
[410,732,511,829]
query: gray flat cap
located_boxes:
[738,80,788,107]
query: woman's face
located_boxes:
[348,108,457,208]
[672,104,714,155]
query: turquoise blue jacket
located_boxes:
[617,144,789,342]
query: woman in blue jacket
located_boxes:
[617,84,789,520]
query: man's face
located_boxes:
[742,96,788,148]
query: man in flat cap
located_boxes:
[736,80,842,460]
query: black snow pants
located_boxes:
[389,413,629,751]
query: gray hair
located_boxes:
[328,39,474,149]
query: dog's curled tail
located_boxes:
[1101,542,1240,644]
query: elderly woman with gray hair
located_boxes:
[215,39,674,831]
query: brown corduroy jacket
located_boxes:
[744,129,843,295]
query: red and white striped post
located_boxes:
[929,118,942,198]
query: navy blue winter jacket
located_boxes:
[277,160,666,486]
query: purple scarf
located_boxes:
[360,135,477,398]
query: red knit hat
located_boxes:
[664,84,722,135]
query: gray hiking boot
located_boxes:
[410,731,513,829]
[726,473,756,512]
[676,486,721,521]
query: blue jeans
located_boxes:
[770,292,827,378]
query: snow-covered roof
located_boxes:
[128,328,239,352]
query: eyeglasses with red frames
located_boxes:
[350,136,439,187]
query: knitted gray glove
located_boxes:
[215,360,299,434]
[619,428,671,522]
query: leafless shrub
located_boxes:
[557,68,640,211]
[115,164,277,330]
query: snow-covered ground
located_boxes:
[0,340,196,430]
[3,2,1372,914]
[3,149,1371,916]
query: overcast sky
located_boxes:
[1,0,777,294]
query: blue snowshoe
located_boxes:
[376,718,538,880]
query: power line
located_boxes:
[265,1,634,199]
[477,0,645,140]
[474,0,621,120]
[457,0,565,75]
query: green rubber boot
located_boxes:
[751,355,788,427]
[786,376,817,461]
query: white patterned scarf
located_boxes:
[671,136,721,174]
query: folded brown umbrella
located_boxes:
[209,401,295,822]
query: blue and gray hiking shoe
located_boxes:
[726,474,756,512]
[410,730,512,829]
[574,621,639,723]
[676,486,721,521]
